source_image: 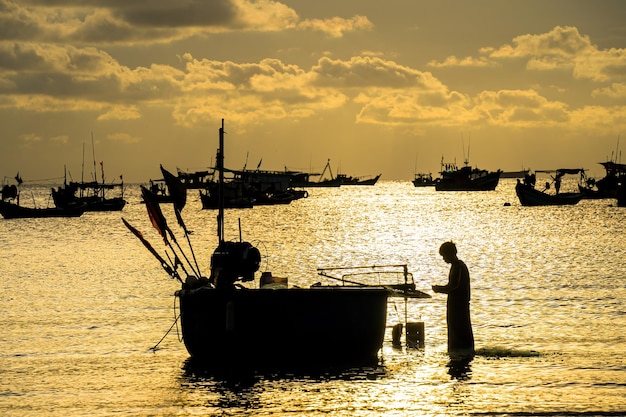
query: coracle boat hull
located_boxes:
[177,286,389,365]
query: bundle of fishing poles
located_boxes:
[122,165,201,285]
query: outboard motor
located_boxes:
[210,241,261,288]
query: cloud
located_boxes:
[473,89,570,126]
[297,15,373,38]
[427,26,626,84]
[107,132,141,144]
[50,135,69,144]
[487,26,626,82]
[427,56,497,68]
[0,19,625,137]
[0,0,363,44]
[20,132,41,146]
[97,105,141,121]
[592,83,626,99]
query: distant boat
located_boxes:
[199,165,308,209]
[51,141,126,211]
[412,173,437,187]
[199,180,255,209]
[177,169,213,189]
[0,200,87,219]
[580,139,626,199]
[145,179,173,203]
[435,157,501,191]
[500,169,530,179]
[515,169,584,206]
[578,161,626,199]
[338,173,381,186]
[51,179,126,211]
[288,160,344,187]
[1,181,86,219]
[1,175,88,219]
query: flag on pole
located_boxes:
[160,165,186,211]
[140,185,168,244]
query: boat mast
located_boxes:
[217,119,225,243]
[91,132,97,184]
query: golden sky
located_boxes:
[1,0,626,183]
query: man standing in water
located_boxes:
[432,241,475,360]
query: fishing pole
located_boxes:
[121,218,183,284]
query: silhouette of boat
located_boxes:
[0,200,87,219]
[578,161,626,199]
[198,166,308,209]
[338,173,381,185]
[288,160,344,187]
[177,169,213,189]
[124,120,430,368]
[1,175,87,219]
[435,157,501,191]
[51,179,126,211]
[51,147,126,212]
[1,181,86,219]
[515,169,584,206]
[500,169,530,179]
[412,173,437,187]
[199,180,255,209]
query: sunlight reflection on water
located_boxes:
[1,180,625,415]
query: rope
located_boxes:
[149,296,182,352]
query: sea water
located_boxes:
[1,179,625,416]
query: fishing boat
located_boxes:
[578,161,626,199]
[0,200,87,219]
[579,140,626,199]
[123,120,430,369]
[515,169,584,206]
[177,169,213,189]
[288,160,344,187]
[1,182,86,219]
[51,178,126,211]
[435,157,501,191]
[500,169,530,179]
[51,149,126,211]
[338,173,381,185]
[412,173,437,187]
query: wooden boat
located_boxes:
[145,179,173,203]
[578,161,626,199]
[51,181,126,211]
[177,169,213,189]
[435,158,501,191]
[124,120,430,369]
[515,169,584,206]
[1,175,87,219]
[51,165,126,212]
[198,166,308,208]
[199,182,255,209]
[500,169,530,179]
[51,141,126,211]
[338,173,381,185]
[0,200,86,219]
[288,160,343,187]
[412,173,437,187]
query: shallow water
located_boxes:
[1,179,625,416]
